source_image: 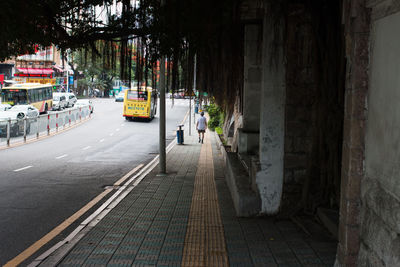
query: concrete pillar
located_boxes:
[255,10,286,215]
[238,24,262,155]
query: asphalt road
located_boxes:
[0,97,191,265]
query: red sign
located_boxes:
[14,73,52,78]
[0,74,4,84]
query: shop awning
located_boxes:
[15,68,54,78]
[17,68,54,75]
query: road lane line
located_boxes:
[55,154,68,160]
[82,146,91,150]
[180,107,191,126]
[114,164,144,186]
[99,139,105,143]
[121,124,125,127]
[109,133,114,136]
[4,189,113,267]
[14,166,33,172]
[116,128,120,132]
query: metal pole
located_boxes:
[6,119,10,147]
[66,70,69,92]
[23,118,27,143]
[159,57,166,174]
[193,54,197,125]
[189,97,191,136]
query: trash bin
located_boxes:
[194,105,199,114]
[177,124,184,144]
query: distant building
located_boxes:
[0,46,70,89]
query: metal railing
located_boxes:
[0,105,92,148]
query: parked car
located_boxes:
[75,99,94,113]
[52,93,68,110]
[0,103,11,111]
[8,105,40,118]
[0,105,39,136]
[172,93,184,99]
[64,93,77,107]
[115,92,125,102]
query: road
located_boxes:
[0,97,191,265]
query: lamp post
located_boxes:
[158,0,167,174]
[159,57,166,174]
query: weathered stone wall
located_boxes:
[282,5,316,212]
[282,2,346,215]
[359,4,400,266]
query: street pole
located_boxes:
[189,92,192,135]
[193,54,197,126]
[189,97,192,135]
[159,57,166,174]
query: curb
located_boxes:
[30,141,176,267]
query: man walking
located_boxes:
[196,111,207,144]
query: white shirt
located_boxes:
[197,116,207,130]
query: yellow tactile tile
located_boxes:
[182,131,229,267]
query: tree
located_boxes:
[1,0,243,102]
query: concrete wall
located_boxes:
[360,9,400,266]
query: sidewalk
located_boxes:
[39,123,337,266]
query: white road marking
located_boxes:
[99,139,105,143]
[116,128,120,132]
[82,146,91,150]
[14,165,33,172]
[109,133,114,136]
[56,154,68,159]
[121,124,125,127]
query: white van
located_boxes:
[52,93,68,110]
[64,93,77,107]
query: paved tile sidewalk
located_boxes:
[49,126,336,266]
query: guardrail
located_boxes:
[0,105,92,148]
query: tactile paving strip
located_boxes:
[182,131,229,267]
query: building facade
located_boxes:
[218,0,400,266]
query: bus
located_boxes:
[1,83,53,113]
[123,87,157,120]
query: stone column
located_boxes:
[255,7,286,215]
[336,0,370,266]
[238,23,262,155]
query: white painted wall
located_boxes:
[361,11,400,266]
